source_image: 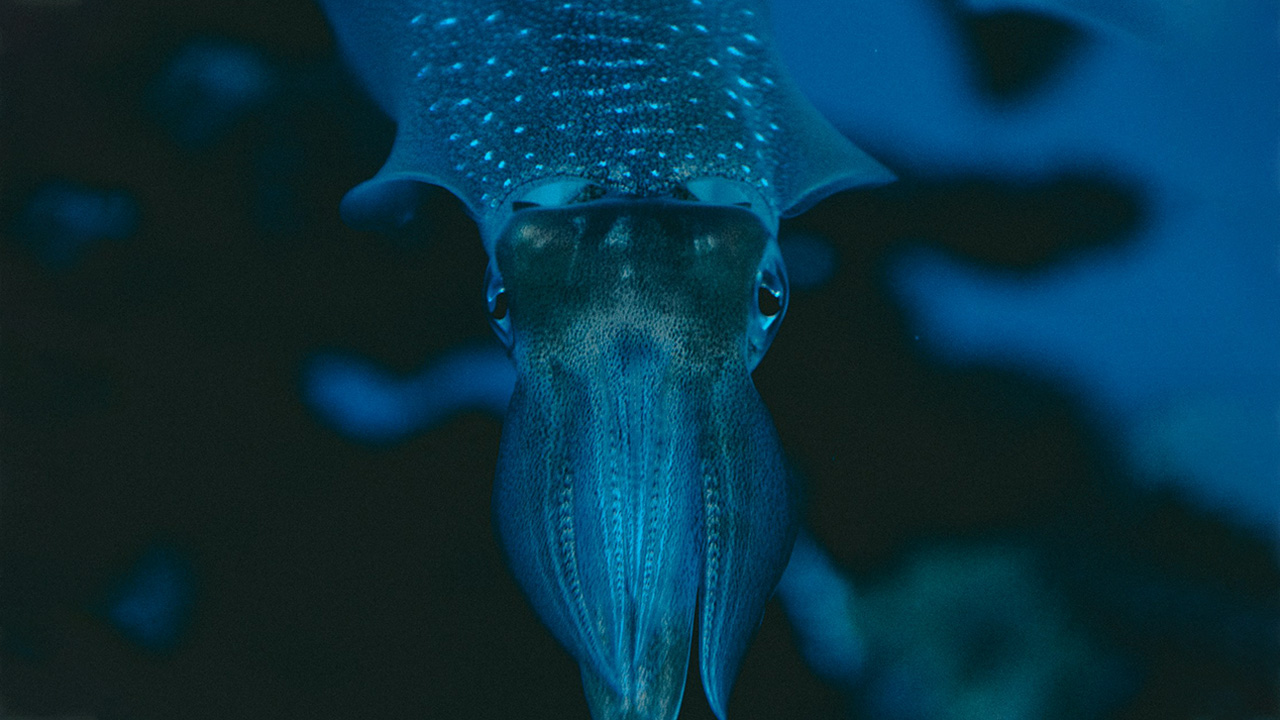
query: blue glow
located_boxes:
[776,531,864,683]
[303,345,515,442]
[16,181,139,268]
[774,1,1280,531]
[150,40,277,146]
[105,545,194,651]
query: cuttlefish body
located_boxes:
[318,2,892,717]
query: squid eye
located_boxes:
[758,284,782,317]
[485,261,513,347]
[746,245,788,371]
[755,265,786,324]
[490,291,508,320]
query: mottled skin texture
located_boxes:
[319,0,891,245]
[317,1,891,718]
[492,201,796,718]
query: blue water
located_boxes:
[775,0,1280,531]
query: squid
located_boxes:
[317,1,892,717]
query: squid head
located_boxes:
[489,197,795,719]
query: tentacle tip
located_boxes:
[700,668,734,720]
[704,689,730,720]
[582,662,688,720]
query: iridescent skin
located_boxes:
[318,2,891,717]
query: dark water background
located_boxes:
[1,1,1276,718]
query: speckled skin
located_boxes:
[491,201,798,720]
[320,0,891,246]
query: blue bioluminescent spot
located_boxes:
[15,181,139,269]
[104,544,195,651]
[776,531,865,685]
[303,345,516,443]
[148,39,277,147]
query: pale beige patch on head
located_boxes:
[602,215,632,249]
[693,231,721,256]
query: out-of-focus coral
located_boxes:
[303,346,514,443]
[12,181,138,269]
[775,0,1279,535]
[855,543,1130,720]
[99,543,195,652]
[147,40,277,148]
[779,537,1132,720]
[776,531,866,685]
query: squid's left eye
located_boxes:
[758,282,782,317]
[754,264,786,328]
[485,261,513,347]
[746,245,788,371]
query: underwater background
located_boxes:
[1,0,1276,718]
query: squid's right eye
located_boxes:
[485,261,513,347]
[745,241,789,371]
[758,283,782,317]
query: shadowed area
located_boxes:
[943,4,1086,101]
